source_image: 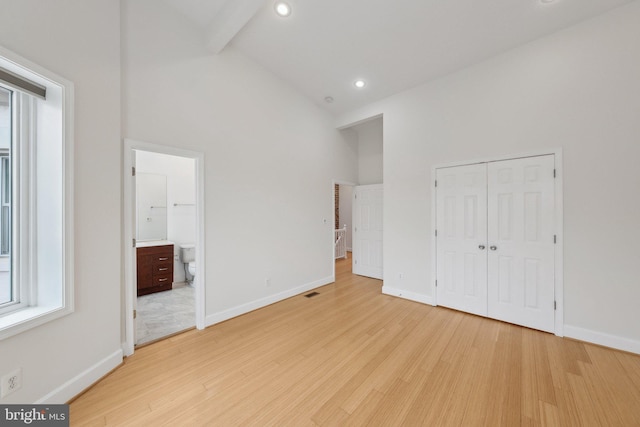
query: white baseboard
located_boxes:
[380,288,639,355]
[205,276,335,327]
[382,286,434,306]
[564,325,640,355]
[36,349,123,403]
[380,289,639,355]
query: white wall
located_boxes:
[0,0,122,403]
[338,2,640,352]
[338,185,353,250]
[136,150,196,282]
[353,118,383,185]
[122,0,358,321]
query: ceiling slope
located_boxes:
[163,0,636,114]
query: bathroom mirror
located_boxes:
[136,173,167,241]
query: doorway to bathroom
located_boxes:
[123,139,206,356]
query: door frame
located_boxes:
[123,139,206,356]
[332,180,357,281]
[431,148,564,336]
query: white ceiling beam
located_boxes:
[205,0,266,55]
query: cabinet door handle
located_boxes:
[159,267,168,271]
[158,257,169,261]
[478,245,486,250]
[490,246,497,251]
[158,278,168,282]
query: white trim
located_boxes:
[36,349,122,404]
[564,325,640,355]
[430,165,437,307]
[0,44,74,340]
[334,180,358,186]
[382,286,434,306]
[553,150,564,337]
[432,148,563,169]
[123,139,206,357]
[62,62,75,335]
[431,147,564,336]
[336,112,384,130]
[205,276,333,327]
[0,45,72,92]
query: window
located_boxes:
[1,152,10,256]
[0,88,10,306]
[0,45,74,340]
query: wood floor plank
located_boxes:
[616,350,640,392]
[553,387,582,427]
[483,325,523,426]
[579,345,640,425]
[401,359,456,425]
[344,389,385,426]
[311,319,420,425]
[69,258,640,426]
[358,369,428,426]
[521,327,557,422]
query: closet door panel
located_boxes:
[487,155,555,332]
[436,164,488,316]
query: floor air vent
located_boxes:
[305,292,320,298]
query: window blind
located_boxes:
[0,67,46,99]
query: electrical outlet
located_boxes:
[1,368,22,398]
[399,273,404,279]
[265,278,271,287]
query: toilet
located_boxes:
[179,244,196,284]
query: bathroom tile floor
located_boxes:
[136,284,195,346]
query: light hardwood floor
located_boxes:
[71,257,640,426]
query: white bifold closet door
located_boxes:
[435,163,488,317]
[487,156,555,332]
[436,155,555,333]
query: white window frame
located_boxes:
[0,92,35,317]
[0,45,74,340]
[0,88,14,310]
[0,150,11,257]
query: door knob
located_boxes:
[490,246,497,251]
[478,245,486,250]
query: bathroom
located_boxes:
[134,149,197,345]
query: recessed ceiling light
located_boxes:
[274,2,291,17]
[540,0,556,3]
[354,80,366,89]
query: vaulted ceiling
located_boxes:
[163,0,635,115]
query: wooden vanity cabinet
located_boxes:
[137,244,174,296]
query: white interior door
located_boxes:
[487,155,555,332]
[436,164,488,316]
[353,184,383,280]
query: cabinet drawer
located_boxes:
[153,264,173,275]
[152,255,172,264]
[153,273,173,287]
